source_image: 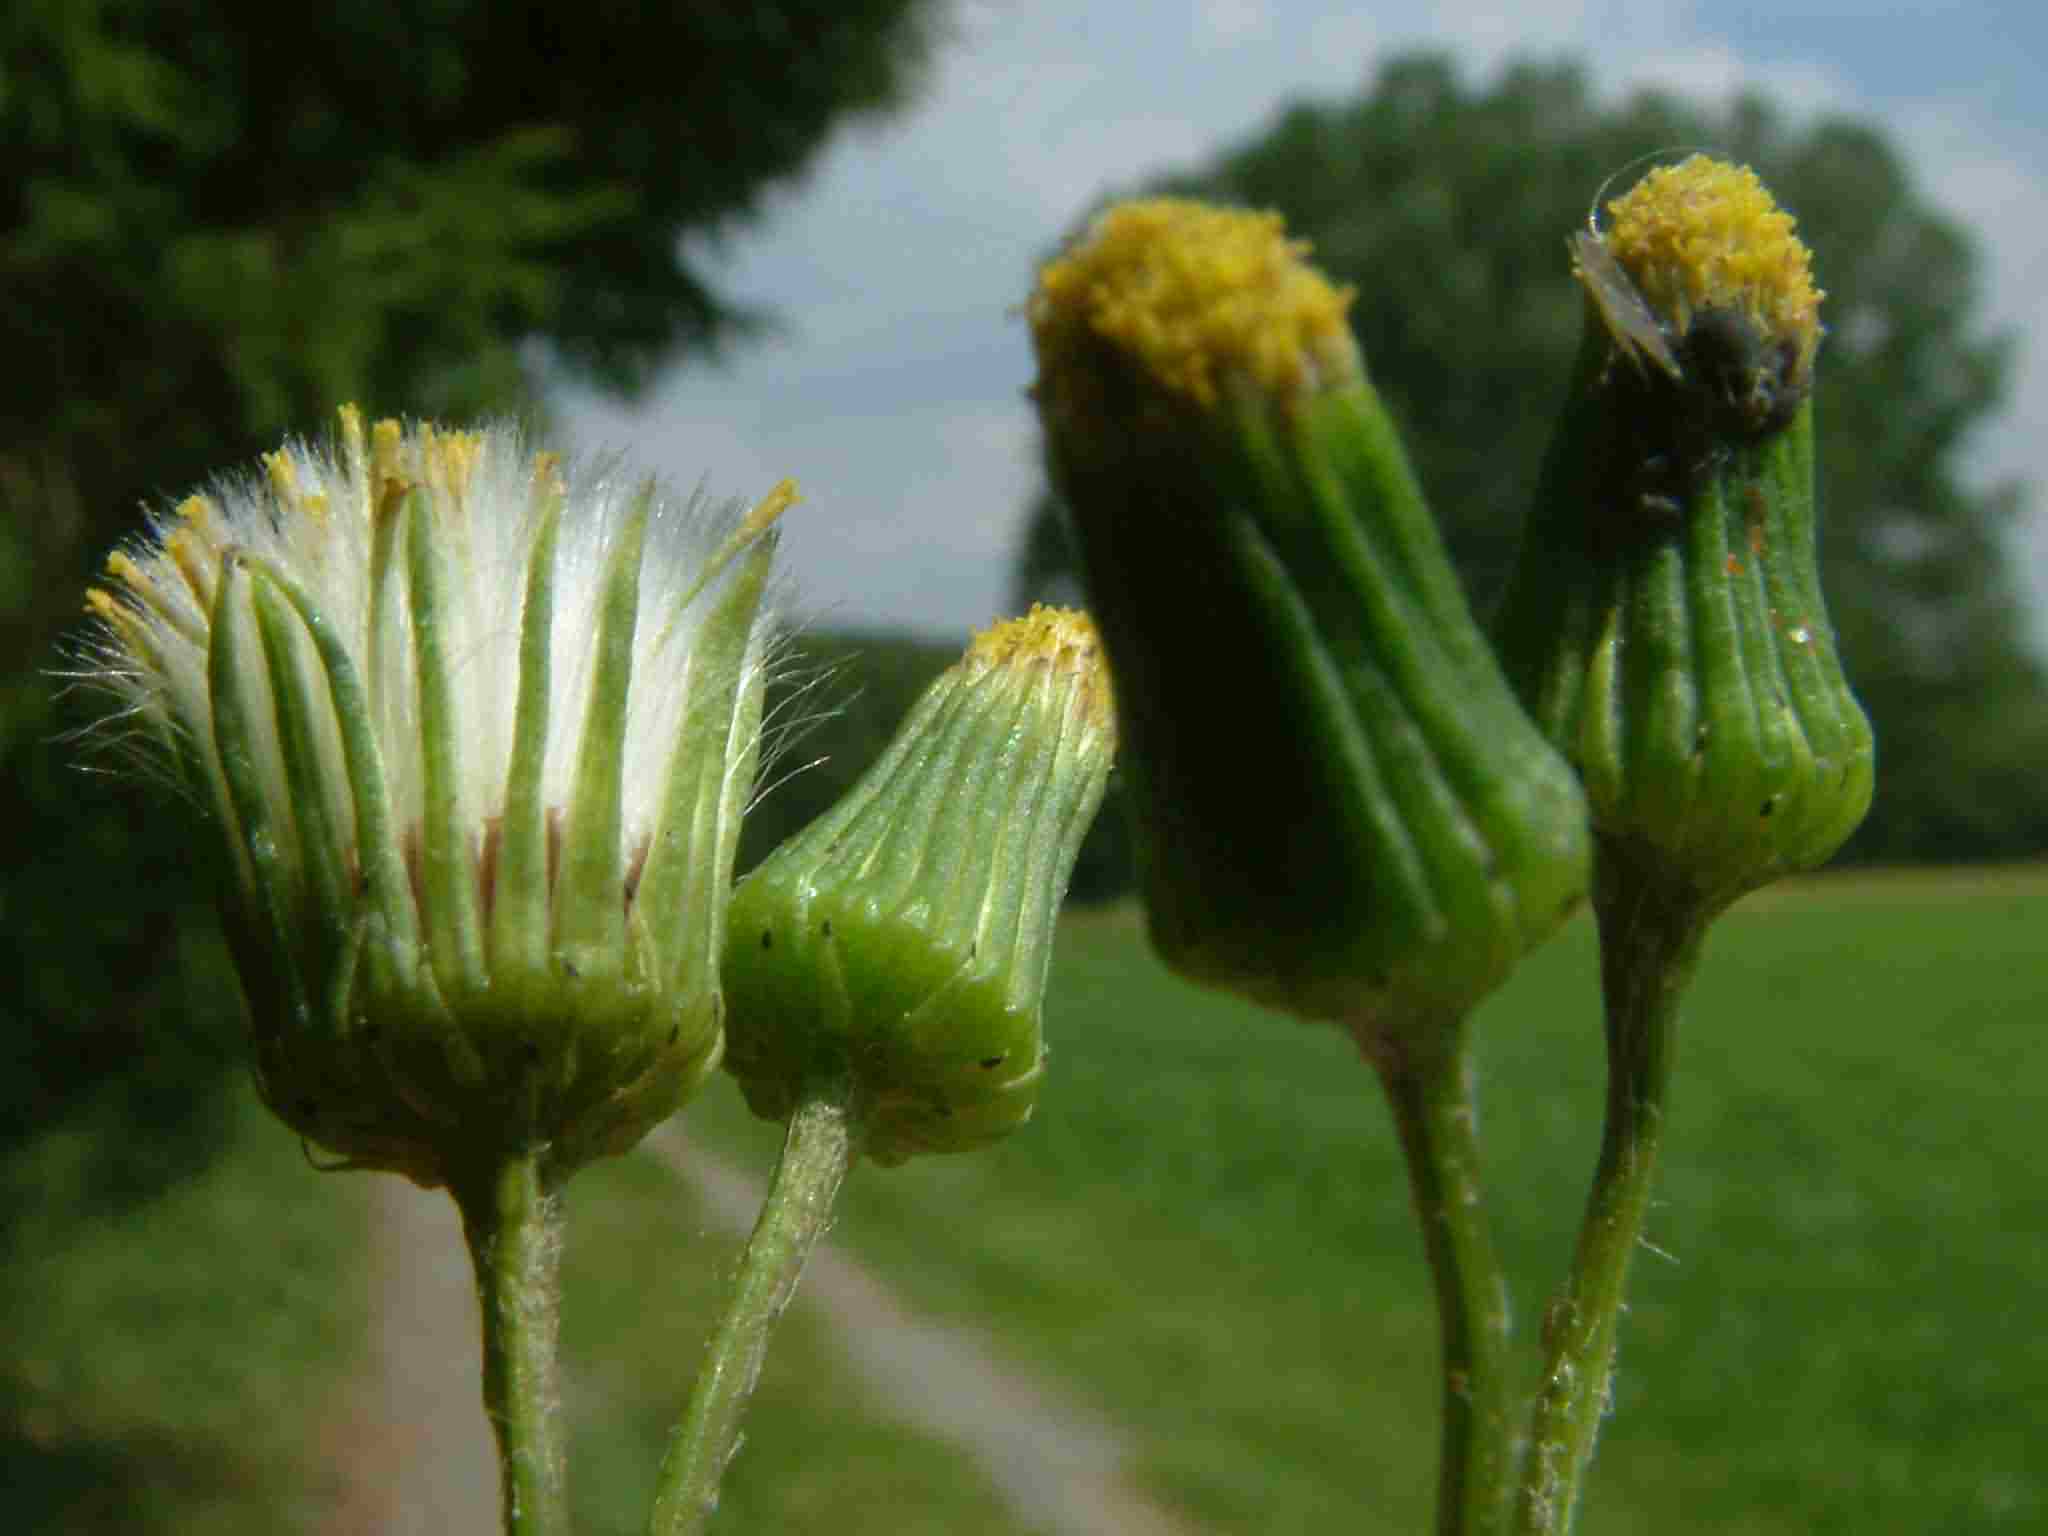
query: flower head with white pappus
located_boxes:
[82,406,791,1189]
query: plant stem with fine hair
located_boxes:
[454,1150,570,1536]
[1515,878,1707,1535]
[1372,1020,1516,1536]
[648,1075,859,1536]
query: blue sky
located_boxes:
[557,0,2048,643]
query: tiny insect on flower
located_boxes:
[1496,156,1872,908]
[1571,229,1684,384]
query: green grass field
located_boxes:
[8,864,2044,1531]
[2,1086,372,1534]
[681,864,2047,1533]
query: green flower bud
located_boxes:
[1494,157,1875,909]
[1027,200,1590,1038]
[721,607,1116,1166]
[82,409,788,1188]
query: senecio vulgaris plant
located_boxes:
[1029,197,1591,1535]
[73,153,1868,1536]
[654,606,1115,1534]
[82,411,791,1532]
[1028,155,1868,1536]
[79,408,1116,1534]
[1495,156,1873,1535]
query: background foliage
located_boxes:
[3,0,943,674]
[1013,53,2048,867]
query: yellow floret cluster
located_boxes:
[1030,199,1357,410]
[1604,155,1824,377]
[966,604,1114,725]
[85,408,505,644]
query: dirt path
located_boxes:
[323,1134,1200,1536]
[318,1176,500,1535]
[644,1125,1199,1536]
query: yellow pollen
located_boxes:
[338,403,366,464]
[265,451,300,510]
[968,605,1114,725]
[104,549,147,593]
[337,405,373,521]
[530,451,564,495]
[176,493,218,535]
[1030,198,1358,410]
[434,431,484,502]
[84,586,163,663]
[1602,155,1823,376]
[165,524,218,609]
[739,479,801,544]
[370,417,406,502]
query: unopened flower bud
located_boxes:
[1495,157,1875,908]
[1028,199,1589,1040]
[721,607,1115,1165]
[81,409,788,1187]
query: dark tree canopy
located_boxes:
[2,0,943,673]
[1015,52,2046,864]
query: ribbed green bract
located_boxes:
[1044,365,1591,1040]
[1495,315,1876,911]
[210,491,774,1189]
[721,622,1113,1165]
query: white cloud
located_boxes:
[1198,0,1274,49]
[764,398,1041,639]
[1418,0,1674,71]
[562,365,1039,640]
[1303,12,1382,74]
[1888,96,2048,629]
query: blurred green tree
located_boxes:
[1014,52,2048,865]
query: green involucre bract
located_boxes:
[83,408,789,1186]
[721,607,1115,1165]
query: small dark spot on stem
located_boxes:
[1760,797,1777,818]
[822,920,833,938]
[980,1055,1004,1069]
[761,929,773,949]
